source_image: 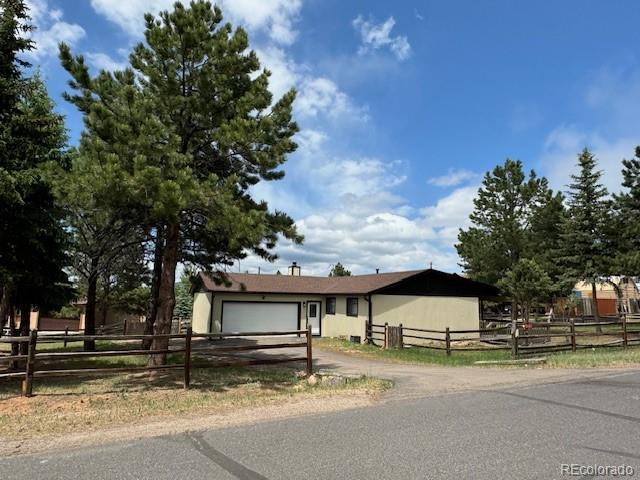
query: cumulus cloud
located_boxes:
[255,47,367,121]
[427,168,479,188]
[235,186,470,276]
[25,0,85,60]
[90,0,301,44]
[243,139,477,277]
[352,15,411,61]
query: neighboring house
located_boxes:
[75,300,145,332]
[192,264,500,342]
[573,277,640,315]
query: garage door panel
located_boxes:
[222,302,298,333]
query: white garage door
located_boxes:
[221,302,299,333]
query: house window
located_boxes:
[326,297,336,315]
[347,297,358,317]
[309,303,317,317]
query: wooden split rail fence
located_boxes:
[366,317,640,357]
[0,326,313,397]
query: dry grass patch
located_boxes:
[0,366,388,441]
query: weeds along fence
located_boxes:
[0,326,313,397]
[366,317,640,357]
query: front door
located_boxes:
[307,301,321,336]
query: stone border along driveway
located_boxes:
[191,337,633,401]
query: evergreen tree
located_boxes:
[173,268,194,323]
[613,146,640,274]
[457,159,565,318]
[560,148,610,330]
[528,189,569,296]
[51,148,148,350]
[329,262,351,277]
[60,1,302,364]
[498,258,553,322]
[0,1,72,344]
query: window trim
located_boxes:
[326,297,336,315]
[346,297,358,317]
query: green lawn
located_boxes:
[315,338,640,368]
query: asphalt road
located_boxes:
[3,369,640,480]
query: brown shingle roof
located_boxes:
[200,270,425,295]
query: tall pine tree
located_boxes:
[457,159,566,319]
[560,148,610,330]
[613,146,640,274]
[0,1,72,344]
[60,1,302,364]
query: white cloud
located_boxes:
[352,15,411,61]
[236,189,467,276]
[427,168,479,188]
[90,0,301,44]
[256,46,367,121]
[25,0,85,60]
[243,138,476,276]
[86,51,128,72]
[221,0,301,45]
[539,125,633,194]
[296,77,369,121]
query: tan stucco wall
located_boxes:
[192,292,212,333]
[372,295,480,340]
[322,295,368,341]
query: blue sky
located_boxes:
[25,0,640,275]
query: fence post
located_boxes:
[399,323,403,348]
[511,328,518,358]
[622,314,628,348]
[570,319,576,352]
[383,322,389,349]
[445,327,451,356]
[123,319,128,335]
[306,324,313,376]
[184,327,192,389]
[21,329,38,397]
[63,327,69,348]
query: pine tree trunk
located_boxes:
[84,258,99,351]
[0,286,8,338]
[591,282,602,334]
[18,302,30,355]
[9,305,18,370]
[149,222,179,366]
[143,225,164,350]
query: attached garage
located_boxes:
[221,302,299,333]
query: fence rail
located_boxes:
[366,316,640,357]
[0,326,313,397]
